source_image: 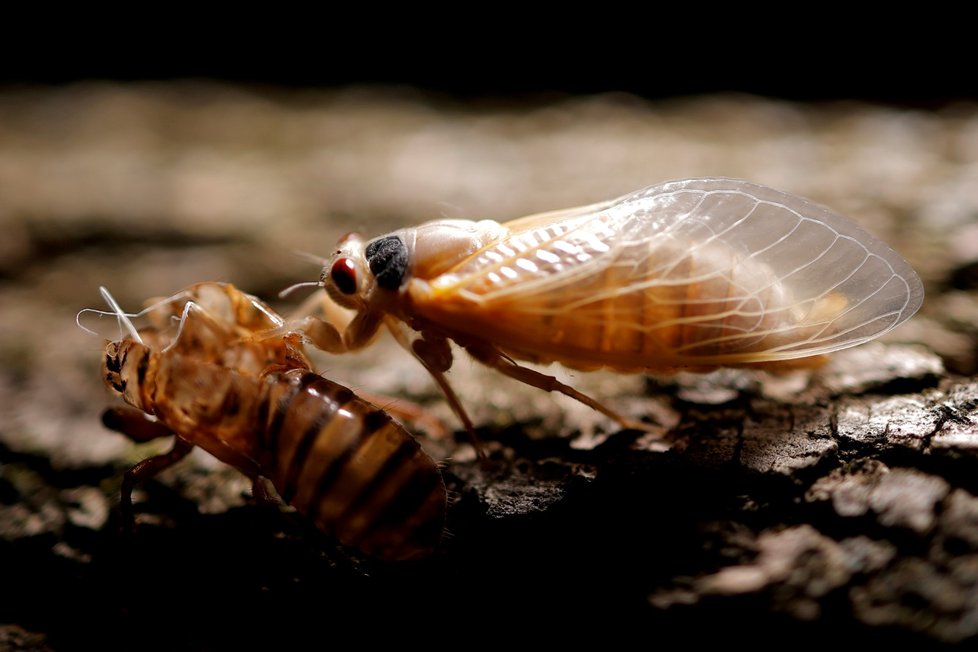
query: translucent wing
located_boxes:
[422,178,924,367]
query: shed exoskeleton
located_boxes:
[91,282,446,561]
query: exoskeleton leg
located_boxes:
[104,407,195,529]
[120,439,194,529]
[102,407,176,443]
[251,476,287,508]
[121,443,194,529]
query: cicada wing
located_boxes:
[427,178,923,364]
[632,178,925,361]
[495,196,617,233]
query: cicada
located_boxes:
[288,178,924,432]
[87,282,446,561]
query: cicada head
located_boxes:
[103,340,126,396]
[322,229,415,310]
[321,219,507,325]
[102,339,153,411]
[321,233,371,310]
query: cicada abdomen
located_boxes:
[254,369,446,560]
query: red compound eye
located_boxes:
[330,258,358,295]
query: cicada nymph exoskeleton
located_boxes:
[85,282,446,561]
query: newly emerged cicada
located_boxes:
[85,282,446,561]
[287,178,924,433]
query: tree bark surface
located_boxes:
[0,85,974,647]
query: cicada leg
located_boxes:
[103,407,196,531]
[251,476,287,508]
[383,318,486,461]
[102,406,175,443]
[119,439,194,530]
[277,305,384,355]
[464,343,663,435]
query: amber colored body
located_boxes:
[400,183,923,372]
[406,235,796,372]
[101,283,445,560]
[300,178,924,433]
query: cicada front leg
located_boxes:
[119,439,195,531]
[277,308,384,354]
[102,407,177,444]
[384,319,486,460]
[102,407,196,531]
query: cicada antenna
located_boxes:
[75,308,105,337]
[75,297,143,338]
[293,250,329,267]
[280,249,330,302]
[100,286,143,344]
[435,200,463,219]
[278,280,322,299]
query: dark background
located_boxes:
[2,19,974,105]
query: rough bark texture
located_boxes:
[1,84,976,647]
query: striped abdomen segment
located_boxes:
[258,370,446,561]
